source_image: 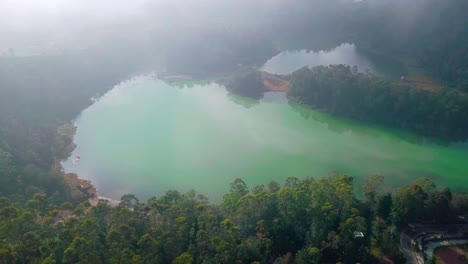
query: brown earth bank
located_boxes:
[55,122,107,207]
[63,171,99,205]
[53,157,100,206]
[402,74,441,92]
[261,71,290,92]
[435,246,468,264]
[260,70,443,94]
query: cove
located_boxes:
[63,77,468,201]
[261,43,405,78]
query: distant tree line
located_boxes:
[225,68,265,99]
[349,0,468,92]
[288,65,468,141]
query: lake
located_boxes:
[262,43,405,77]
[63,44,467,201]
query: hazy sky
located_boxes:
[0,0,148,31]
[0,0,152,52]
[0,0,312,30]
[0,0,290,48]
[0,0,433,53]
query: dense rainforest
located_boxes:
[0,0,467,263]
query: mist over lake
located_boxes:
[63,76,467,201]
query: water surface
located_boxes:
[262,43,405,78]
[63,78,468,201]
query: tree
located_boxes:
[172,252,193,264]
[431,188,453,223]
[296,247,321,264]
[363,175,385,206]
[137,234,161,263]
[120,194,140,210]
[0,149,16,195]
[226,68,265,99]
[41,256,57,264]
[230,178,249,197]
[222,178,249,210]
[62,237,99,264]
[376,194,392,219]
[106,225,137,263]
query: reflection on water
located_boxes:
[227,93,259,108]
[168,80,212,88]
[229,91,287,107]
[63,77,468,201]
[261,91,288,103]
[287,101,429,146]
[262,43,406,78]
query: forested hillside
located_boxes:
[0,0,467,263]
[288,65,468,141]
[1,175,465,263]
[0,55,133,204]
[349,0,468,92]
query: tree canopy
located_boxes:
[288,65,468,141]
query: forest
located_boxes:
[288,65,468,141]
[1,173,466,263]
[0,55,135,205]
[349,0,468,93]
[0,0,467,263]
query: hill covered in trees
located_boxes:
[349,0,468,93]
[288,65,468,141]
[0,0,467,263]
[1,174,465,263]
[0,55,136,205]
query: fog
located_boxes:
[1,0,463,75]
[0,0,148,52]
[0,0,349,52]
[0,0,147,30]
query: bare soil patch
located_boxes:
[435,246,468,264]
[261,72,290,92]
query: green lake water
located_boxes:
[63,44,466,201]
[63,77,468,201]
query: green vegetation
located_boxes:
[0,55,132,203]
[226,68,265,99]
[288,65,468,141]
[350,0,468,92]
[0,1,467,263]
[1,174,465,263]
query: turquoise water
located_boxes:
[63,77,468,201]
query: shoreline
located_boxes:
[63,169,121,207]
[58,117,121,207]
[56,73,165,207]
[57,71,466,205]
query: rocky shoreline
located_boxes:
[56,121,119,207]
